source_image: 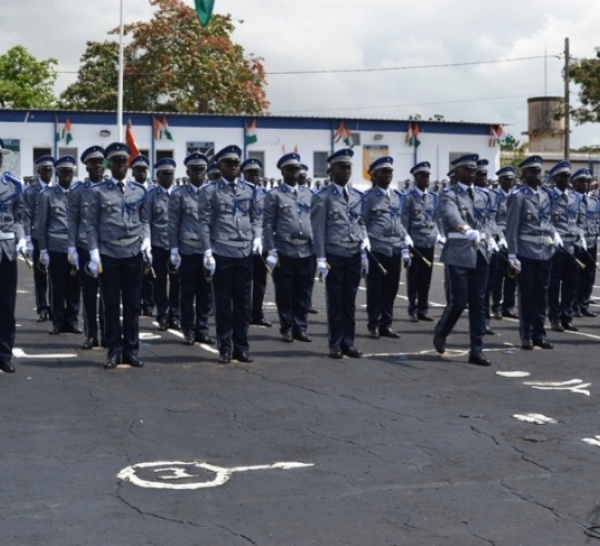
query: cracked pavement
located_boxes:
[2,260,600,545]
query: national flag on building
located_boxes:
[56,117,73,144]
[405,122,420,148]
[125,120,141,165]
[195,0,215,27]
[161,116,173,141]
[333,121,354,148]
[245,119,258,145]
[152,116,174,141]
[489,125,505,147]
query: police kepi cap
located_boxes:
[277,153,301,170]
[35,155,55,168]
[80,146,105,164]
[300,163,309,173]
[214,145,242,163]
[241,157,263,171]
[451,154,479,169]
[571,168,592,182]
[368,156,394,174]
[549,160,571,178]
[476,158,489,173]
[410,161,430,176]
[327,148,354,165]
[130,155,150,169]
[104,142,131,159]
[184,152,209,167]
[495,166,515,178]
[207,160,220,175]
[154,157,176,173]
[518,155,543,170]
[54,155,77,170]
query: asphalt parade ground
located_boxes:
[3,255,600,546]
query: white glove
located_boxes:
[579,234,588,251]
[361,251,369,275]
[67,246,79,270]
[508,254,522,273]
[404,234,414,248]
[25,236,34,258]
[486,238,499,253]
[266,250,279,270]
[465,229,481,243]
[89,248,102,278]
[498,238,508,250]
[436,234,446,249]
[361,237,371,252]
[203,249,216,275]
[553,232,563,248]
[16,238,27,255]
[39,249,50,268]
[141,237,152,264]
[169,248,181,270]
[252,237,263,255]
[317,257,329,279]
[402,248,411,268]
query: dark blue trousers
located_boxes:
[152,246,180,324]
[0,255,17,361]
[48,251,80,330]
[272,255,313,334]
[32,237,50,314]
[406,245,434,317]
[366,250,401,330]
[251,253,268,322]
[517,256,551,343]
[179,253,210,336]
[77,247,104,341]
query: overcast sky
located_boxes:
[3,0,600,148]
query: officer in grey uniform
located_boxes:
[362,156,410,339]
[433,154,494,366]
[546,160,585,332]
[22,155,53,322]
[490,166,518,320]
[68,145,105,349]
[572,168,599,317]
[299,162,318,314]
[0,138,27,373]
[86,142,149,370]
[505,155,558,350]
[38,156,82,336]
[310,148,368,359]
[168,152,214,345]
[198,145,262,364]
[242,158,272,327]
[263,152,314,342]
[401,160,442,323]
[144,158,180,332]
[207,160,220,181]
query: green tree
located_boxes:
[60,0,269,114]
[569,48,600,124]
[0,45,57,109]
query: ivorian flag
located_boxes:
[245,119,258,145]
[405,122,420,148]
[161,116,174,141]
[489,125,505,147]
[125,120,141,166]
[195,0,215,27]
[56,117,73,144]
[333,121,346,143]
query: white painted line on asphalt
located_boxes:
[117,460,314,490]
[150,323,219,354]
[513,413,557,425]
[364,347,512,358]
[522,378,591,396]
[140,332,162,341]
[12,347,77,359]
[17,290,28,294]
[496,371,531,377]
[582,436,600,447]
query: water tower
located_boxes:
[525,96,565,154]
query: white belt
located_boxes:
[447,232,468,240]
[519,235,553,245]
[0,232,15,241]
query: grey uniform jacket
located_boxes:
[578,193,600,247]
[437,183,492,268]
[310,184,367,258]
[400,188,439,249]
[262,184,313,258]
[143,185,170,251]
[198,178,262,258]
[362,186,407,256]
[0,172,25,262]
[22,181,47,240]
[37,186,70,253]
[168,184,203,255]
[67,180,96,251]
[490,188,511,237]
[505,186,557,261]
[86,178,149,258]
[546,187,583,254]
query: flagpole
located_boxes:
[117,0,125,141]
[243,119,247,159]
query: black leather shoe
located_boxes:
[380,327,400,339]
[252,318,272,327]
[281,331,294,343]
[81,337,98,350]
[502,310,519,319]
[485,326,496,335]
[195,333,216,345]
[103,356,118,370]
[582,309,598,318]
[293,332,312,342]
[233,351,253,363]
[417,314,434,322]
[551,322,564,332]
[158,319,169,331]
[533,339,554,350]
[124,354,144,368]
[433,331,446,354]
[342,346,363,358]
[521,340,534,350]
[492,311,503,320]
[142,308,154,317]
[468,351,491,366]
[218,353,230,364]
[368,328,380,339]
[562,323,578,332]
[48,326,61,335]
[409,314,419,323]
[36,311,49,322]
[183,331,196,345]
[0,360,15,373]
[572,310,583,318]
[168,320,181,330]
[328,348,343,359]
[308,306,318,314]
[63,325,83,334]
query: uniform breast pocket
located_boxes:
[460,205,469,219]
[154,205,163,215]
[280,204,291,215]
[328,209,342,222]
[102,201,118,215]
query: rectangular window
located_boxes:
[313,151,329,178]
[58,147,78,160]
[348,132,360,147]
[155,150,174,162]
[247,150,265,166]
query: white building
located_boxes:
[0,110,502,191]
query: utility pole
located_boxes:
[564,37,570,159]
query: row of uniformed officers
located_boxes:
[0,138,598,373]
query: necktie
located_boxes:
[117,182,124,194]
[467,186,474,202]
[230,182,236,194]
[583,195,588,207]
[342,187,349,203]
